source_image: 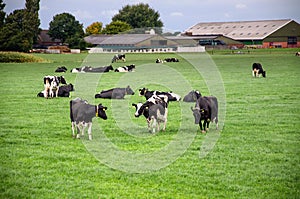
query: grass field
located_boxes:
[0,49,299,198]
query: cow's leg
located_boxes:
[71,122,76,138]
[206,120,210,131]
[200,121,206,133]
[252,70,255,77]
[162,118,167,131]
[76,123,81,139]
[55,87,59,97]
[151,117,156,133]
[87,122,92,140]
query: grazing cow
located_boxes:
[133,95,168,133]
[70,65,113,73]
[70,98,107,140]
[95,85,135,99]
[164,58,179,62]
[112,54,126,63]
[296,52,300,56]
[252,63,266,78]
[114,64,135,72]
[138,87,181,102]
[191,96,218,133]
[183,90,202,102]
[37,83,74,97]
[55,66,68,73]
[43,75,67,98]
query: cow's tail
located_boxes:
[70,100,74,122]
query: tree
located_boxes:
[0,0,5,28]
[0,0,40,52]
[48,13,84,44]
[102,20,131,34]
[86,21,103,35]
[112,3,163,29]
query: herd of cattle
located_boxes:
[38,54,270,140]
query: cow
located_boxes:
[112,54,126,63]
[114,64,135,72]
[43,75,67,98]
[55,66,68,73]
[37,83,74,97]
[95,85,135,99]
[70,65,113,73]
[138,87,181,102]
[70,98,108,140]
[133,95,168,133]
[296,52,300,56]
[183,90,202,102]
[252,63,266,78]
[191,96,218,133]
[164,58,179,62]
[155,59,164,63]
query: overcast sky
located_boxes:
[3,0,300,32]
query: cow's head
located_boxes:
[191,107,201,124]
[262,71,266,78]
[107,65,114,71]
[58,76,67,84]
[96,104,108,120]
[139,88,147,96]
[132,103,143,117]
[126,86,135,95]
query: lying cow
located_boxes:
[43,75,67,98]
[139,87,181,102]
[114,64,135,72]
[37,83,74,97]
[252,63,266,78]
[191,96,218,133]
[70,65,113,73]
[112,54,126,63]
[95,85,134,99]
[155,59,164,63]
[55,66,68,73]
[133,95,168,133]
[164,58,179,62]
[70,98,108,140]
[183,90,202,102]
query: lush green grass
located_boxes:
[0,50,299,198]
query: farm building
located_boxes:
[84,33,204,53]
[184,19,300,48]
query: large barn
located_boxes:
[184,19,300,48]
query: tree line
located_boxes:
[0,0,163,52]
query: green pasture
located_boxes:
[0,49,299,198]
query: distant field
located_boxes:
[0,49,299,198]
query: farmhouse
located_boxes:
[184,19,300,48]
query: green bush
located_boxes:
[0,51,49,63]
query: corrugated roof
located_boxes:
[185,19,293,40]
[100,34,156,45]
[84,34,111,44]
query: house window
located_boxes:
[288,36,297,44]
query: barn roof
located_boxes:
[100,34,156,45]
[184,19,294,40]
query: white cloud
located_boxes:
[235,3,247,9]
[170,12,183,17]
[72,10,93,19]
[101,9,119,18]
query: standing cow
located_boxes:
[70,98,108,140]
[43,75,67,98]
[112,54,126,63]
[191,96,218,133]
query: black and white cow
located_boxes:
[138,87,181,102]
[70,65,113,73]
[43,75,67,98]
[295,52,300,56]
[70,98,107,140]
[191,96,218,133]
[95,85,135,99]
[164,58,179,62]
[112,54,126,63]
[155,59,165,63]
[37,83,74,97]
[55,66,68,73]
[252,63,266,78]
[183,90,202,102]
[133,95,168,133]
[114,64,135,72]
